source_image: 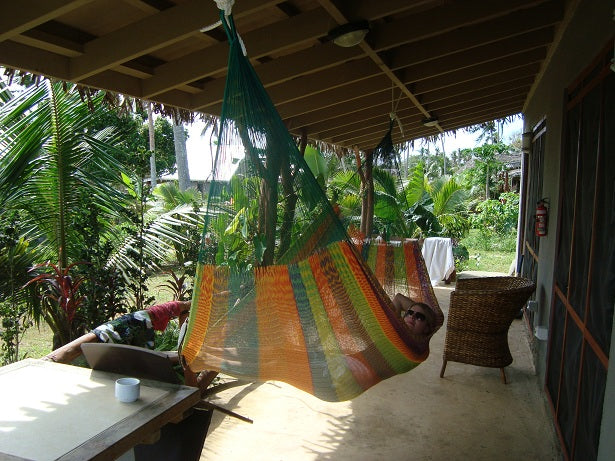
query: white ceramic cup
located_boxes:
[115,377,140,403]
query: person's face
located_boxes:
[403,304,430,335]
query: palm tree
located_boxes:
[0,79,128,268]
[0,79,202,345]
[0,79,131,344]
[172,117,191,191]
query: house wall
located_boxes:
[523,1,614,459]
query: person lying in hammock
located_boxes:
[392,293,436,338]
[43,300,191,364]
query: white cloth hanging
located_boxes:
[421,237,455,286]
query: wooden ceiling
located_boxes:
[0,0,565,151]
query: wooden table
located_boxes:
[0,358,201,461]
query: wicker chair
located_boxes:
[440,276,535,384]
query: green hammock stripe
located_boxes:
[221,271,259,377]
[328,244,415,375]
[393,245,406,283]
[318,246,397,387]
[297,257,364,400]
[288,264,340,402]
[366,244,378,277]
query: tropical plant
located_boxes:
[0,79,203,346]
[472,192,520,236]
[0,79,129,268]
[459,142,508,200]
[328,161,468,241]
[151,182,203,267]
[157,268,193,301]
[25,261,88,348]
[0,216,36,364]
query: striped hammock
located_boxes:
[182,239,441,402]
[180,10,442,402]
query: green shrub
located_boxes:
[452,244,470,272]
[471,192,519,235]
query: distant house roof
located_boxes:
[457,150,522,172]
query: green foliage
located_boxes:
[92,109,178,177]
[157,269,193,301]
[70,192,129,330]
[304,145,328,189]
[0,80,203,347]
[438,213,471,240]
[460,226,516,273]
[0,216,36,364]
[459,142,509,199]
[472,192,520,236]
[463,227,517,253]
[452,244,470,272]
[152,183,203,267]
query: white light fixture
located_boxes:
[329,21,369,47]
[522,131,533,153]
[422,116,439,127]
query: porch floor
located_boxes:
[199,275,561,460]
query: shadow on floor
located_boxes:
[200,283,561,461]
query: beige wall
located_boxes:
[523,0,614,372]
[522,1,614,459]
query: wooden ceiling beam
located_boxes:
[438,102,525,129]
[0,0,94,42]
[386,3,560,69]
[338,99,524,146]
[276,75,391,119]
[154,0,424,102]
[69,0,280,82]
[12,29,84,57]
[426,84,532,113]
[422,75,535,104]
[296,78,532,136]
[314,107,420,141]
[143,6,332,98]
[353,105,524,149]
[286,91,392,129]
[344,0,431,21]
[320,89,528,142]
[368,0,548,51]
[266,57,382,105]
[411,60,542,95]
[191,42,363,109]
[403,45,548,85]
[306,101,410,136]
[0,41,70,80]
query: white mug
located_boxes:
[115,377,140,403]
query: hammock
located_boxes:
[181,10,442,401]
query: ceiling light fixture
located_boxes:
[422,116,439,127]
[329,21,370,47]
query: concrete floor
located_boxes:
[200,278,561,461]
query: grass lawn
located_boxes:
[459,229,517,274]
[19,321,54,360]
[462,248,515,273]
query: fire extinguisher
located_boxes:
[535,199,548,237]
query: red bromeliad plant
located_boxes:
[25,261,88,347]
[157,268,192,301]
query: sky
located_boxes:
[182,116,524,181]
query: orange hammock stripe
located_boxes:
[255,265,313,395]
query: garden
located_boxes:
[0,76,521,364]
